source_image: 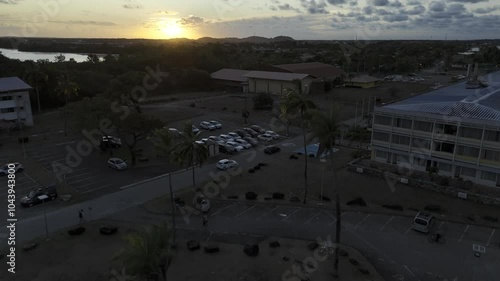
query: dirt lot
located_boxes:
[0,219,382,281]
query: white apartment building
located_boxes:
[0,77,34,128]
[371,70,500,188]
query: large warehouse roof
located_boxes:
[244,71,310,81]
[210,69,250,82]
[0,77,32,93]
[379,70,500,123]
[271,62,345,78]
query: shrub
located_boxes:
[272,192,285,200]
[382,204,403,211]
[424,205,441,212]
[349,258,360,266]
[246,192,257,200]
[248,169,255,173]
[482,216,498,222]
[253,165,260,170]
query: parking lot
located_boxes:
[202,200,500,249]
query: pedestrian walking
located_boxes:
[78,209,84,223]
[202,213,208,226]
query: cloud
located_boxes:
[301,0,329,14]
[326,0,347,4]
[349,1,357,5]
[429,1,446,12]
[277,3,301,12]
[383,14,409,21]
[390,0,403,7]
[0,0,22,4]
[401,5,426,15]
[177,15,209,26]
[448,0,488,3]
[49,20,116,26]
[376,8,390,15]
[407,0,421,5]
[363,6,374,14]
[123,4,143,9]
[473,6,499,13]
[373,0,389,6]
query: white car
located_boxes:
[251,125,266,134]
[258,134,273,142]
[243,137,259,146]
[0,163,24,176]
[216,159,238,170]
[208,136,225,145]
[168,128,183,136]
[219,134,234,141]
[265,130,280,140]
[227,132,241,139]
[234,138,251,149]
[226,141,244,152]
[200,121,216,131]
[192,125,200,134]
[243,127,259,137]
[108,158,128,170]
[209,120,222,129]
[195,138,208,145]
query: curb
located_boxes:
[119,166,192,190]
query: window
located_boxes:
[459,127,483,140]
[457,145,480,157]
[394,118,412,129]
[392,134,410,145]
[374,115,391,126]
[0,108,15,113]
[414,121,433,132]
[413,157,426,166]
[482,150,500,162]
[1,96,13,100]
[412,138,431,149]
[481,171,497,181]
[435,123,457,136]
[437,162,452,172]
[461,167,476,177]
[434,141,455,153]
[373,131,390,142]
[484,130,500,142]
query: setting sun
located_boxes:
[162,21,184,38]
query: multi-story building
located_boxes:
[0,77,33,128]
[371,70,500,188]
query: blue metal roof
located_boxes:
[0,77,32,93]
[381,70,500,122]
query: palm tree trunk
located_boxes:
[192,164,196,191]
[169,173,176,243]
[302,124,308,204]
[333,165,341,277]
[35,84,41,113]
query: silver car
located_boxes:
[107,158,128,170]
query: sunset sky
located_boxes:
[1,0,499,40]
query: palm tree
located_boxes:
[309,107,342,277]
[55,73,79,136]
[280,90,316,204]
[24,62,48,113]
[171,121,209,191]
[149,128,177,242]
[122,223,174,281]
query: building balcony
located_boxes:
[456,137,482,147]
[372,140,390,148]
[432,133,457,142]
[0,100,16,109]
[431,151,453,160]
[482,140,500,150]
[479,159,500,168]
[372,124,392,132]
[392,127,412,135]
[455,154,478,164]
[412,130,432,138]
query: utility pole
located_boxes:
[361,98,365,124]
[354,99,358,127]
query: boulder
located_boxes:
[227,195,238,199]
[99,226,118,235]
[269,241,280,248]
[68,227,86,236]
[246,192,257,200]
[204,243,220,253]
[346,197,366,207]
[244,244,259,257]
[253,165,260,170]
[187,240,200,251]
[272,192,285,200]
[248,169,255,174]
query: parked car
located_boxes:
[20,185,57,207]
[0,163,23,175]
[209,120,222,129]
[265,130,280,140]
[107,158,128,170]
[234,138,252,149]
[216,159,238,170]
[218,144,236,154]
[251,125,266,134]
[168,128,183,137]
[101,135,122,148]
[258,134,273,142]
[243,137,259,146]
[235,129,250,138]
[226,141,244,152]
[200,121,216,131]
[192,125,200,134]
[264,145,281,154]
[243,127,259,137]
[219,134,234,141]
[227,132,241,139]
[208,136,225,145]
[412,212,435,233]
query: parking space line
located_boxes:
[328,212,345,226]
[282,208,301,221]
[210,203,235,217]
[234,205,256,218]
[487,229,495,247]
[438,221,444,230]
[405,225,413,234]
[304,211,322,225]
[29,151,62,158]
[68,176,98,184]
[256,206,279,220]
[65,172,93,179]
[354,214,371,229]
[403,265,419,280]
[38,158,66,166]
[33,154,65,162]
[81,184,114,194]
[379,216,395,232]
[73,179,106,189]
[458,225,470,243]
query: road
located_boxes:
[0,133,499,280]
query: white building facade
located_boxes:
[371,71,500,188]
[0,77,34,128]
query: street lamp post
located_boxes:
[37,195,49,240]
[320,158,327,203]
